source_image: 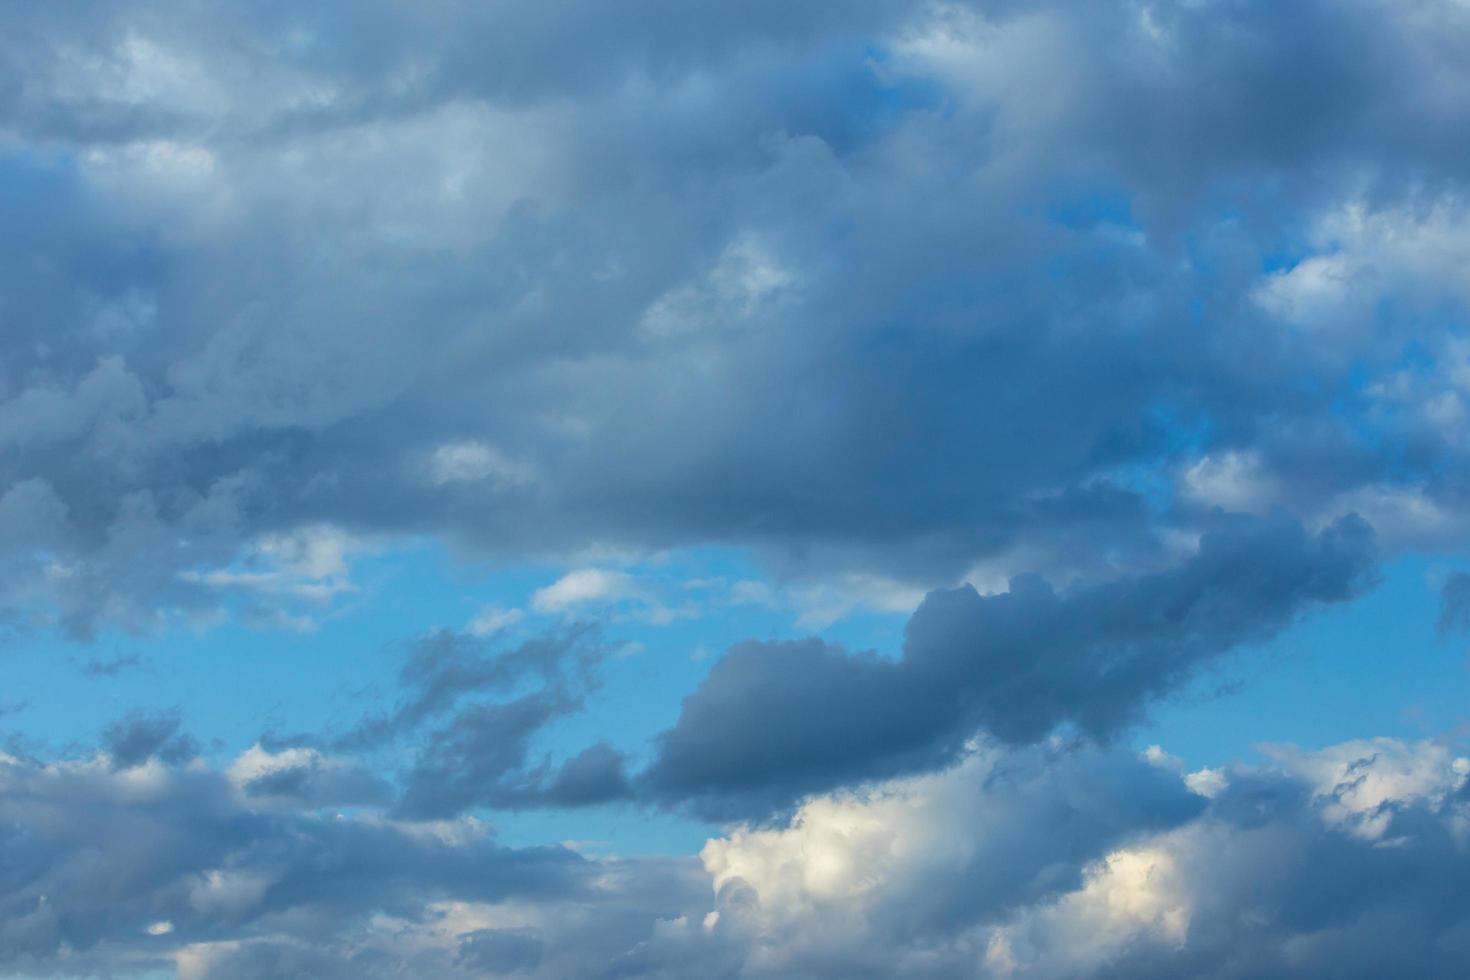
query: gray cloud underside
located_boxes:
[255,624,632,818]
[239,513,1369,822]
[2,737,1469,979]
[0,751,706,979]
[1,0,1469,632]
[642,513,1375,817]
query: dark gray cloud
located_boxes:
[328,625,599,751]
[396,690,578,818]
[240,756,392,808]
[643,515,1376,817]
[537,741,634,808]
[264,624,629,818]
[251,515,1372,822]
[619,737,1470,980]
[457,928,545,974]
[0,728,1467,979]
[0,749,705,979]
[0,0,1467,635]
[100,707,199,769]
[1438,571,1470,635]
[242,515,1375,821]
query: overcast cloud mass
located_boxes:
[4,0,1470,976]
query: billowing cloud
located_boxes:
[1,0,1469,634]
[643,514,1375,817]
[3,733,1462,979]
[634,736,1470,979]
[0,748,705,979]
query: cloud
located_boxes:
[2,0,1468,634]
[0,748,701,979]
[226,744,392,808]
[531,567,696,625]
[395,691,579,818]
[466,604,525,636]
[532,569,641,614]
[323,626,599,751]
[76,651,150,678]
[262,625,628,818]
[100,707,200,770]
[456,927,545,973]
[0,726,1468,978]
[2,2,1469,975]
[642,515,1376,817]
[1438,571,1470,635]
[632,735,1470,980]
[427,440,538,488]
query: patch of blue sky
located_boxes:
[30,534,1466,853]
[1041,187,1137,234]
[0,539,915,850]
[1136,552,1470,769]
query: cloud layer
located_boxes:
[3,0,1470,635]
[2,734,1468,979]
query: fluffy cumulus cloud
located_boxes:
[631,737,1470,979]
[6,0,1470,976]
[2,736,1468,979]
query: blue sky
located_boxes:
[9,547,1465,858]
[5,1,1470,977]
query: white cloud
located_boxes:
[678,735,1470,978]
[790,574,927,629]
[1254,198,1470,338]
[638,236,793,339]
[226,743,322,789]
[1181,450,1280,514]
[529,567,697,624]
[1183,767,1227,799]
[722,573,924,629]
[177,524,365,632]
[531,568,639,614]
[1260,737,1470,839]
[466,605,525,636]
[427,440,538,488]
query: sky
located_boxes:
[3,1,1470,977]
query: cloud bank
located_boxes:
[2,0,1469,634]
[2,735,1468,978]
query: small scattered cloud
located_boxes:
[75,652,151,678]
[532,569,638,614]
[530,568,695,625]
[1438,571,1470,636]
[466,605,525,636]
[100,707,199,770]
